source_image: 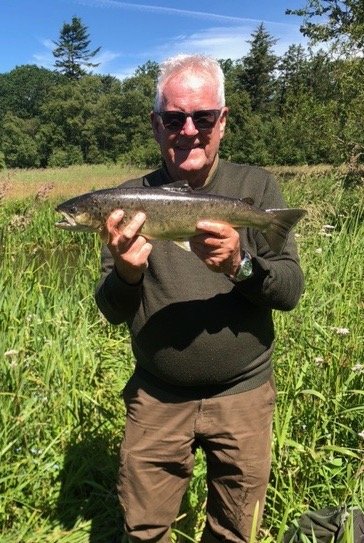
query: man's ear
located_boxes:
[219,107,229,140]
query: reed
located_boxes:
[0,166,363,542]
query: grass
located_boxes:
[0,163,151,201]
[0,164,363,542]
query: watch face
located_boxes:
[235,254,253,281]
[242,259,253,276]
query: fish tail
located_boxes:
[263,208,306,254]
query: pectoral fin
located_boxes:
[173,241,191,251]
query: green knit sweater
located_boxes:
[95,159,304,397]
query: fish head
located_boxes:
[55,193,104,232]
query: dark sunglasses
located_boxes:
[157,109,222,131]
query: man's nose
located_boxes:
[180,115,199,135]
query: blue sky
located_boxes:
[1,0,308,79]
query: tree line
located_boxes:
[0,2,363,170]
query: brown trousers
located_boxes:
[118,374,276,543]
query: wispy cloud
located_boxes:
[94,50,122,67]
[32,39,54,69]
[76,0,294,28]
[149,24,306,60]
[113,24,308,80]
[33,1,307,79]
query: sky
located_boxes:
[0,0,309,79]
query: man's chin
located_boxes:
[173,150,206,171]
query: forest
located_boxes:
[0,0,363,172]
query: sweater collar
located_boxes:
[149,155,220,190]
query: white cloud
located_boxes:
[158,26,251,58]
[32,39,54,69]
[112,23,308,79]
[93,49,122,68]
[152,23,308,60]
[32,3,308,79]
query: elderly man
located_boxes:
[95,54,304,543]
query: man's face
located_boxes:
[151,71,228,188]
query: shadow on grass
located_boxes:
[54,428,205,543]
[55,429,124,543]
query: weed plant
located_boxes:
[0,167,363,542]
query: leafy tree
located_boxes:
[221,88,271,165]
[1,112,40,167]
[266,93,341,164]
[117,62,159,165]
[0,65,62,120]
[39,76,107,164]
[48,146,84,167]
[218,58,235,78]
[134,60,159,81]
[53,16,101,79]
[237,23,278,113]
[276,44,308,110]
[287,1,364,173]
[286,0,364,54]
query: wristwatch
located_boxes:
[230,252,253,282]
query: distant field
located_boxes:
[0,164,151,201]
[0,163,340,201]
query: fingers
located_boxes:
[193,221,239,250]
[191,220,241,274]
[120,212,147,245]
[105,210,146,247]
[106,209,124,232]
[103,209,152,284]
[196,220,232,237]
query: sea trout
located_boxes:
[55,185,306,254]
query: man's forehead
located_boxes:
[166,69,213,85]
[161,71,217,102]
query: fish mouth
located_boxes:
[55,211,79,230]
[55,211,98,232]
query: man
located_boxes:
[95,54,304,543]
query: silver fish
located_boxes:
[55,185,306,254]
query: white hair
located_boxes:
[154,54,225,111]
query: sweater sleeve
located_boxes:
[95,244,143,325]
[233,173,305,311]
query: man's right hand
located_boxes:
[103,210,152,285]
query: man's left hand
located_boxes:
[190,221,241,276]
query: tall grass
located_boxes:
[0,167,363,542]
[268,179,364,541]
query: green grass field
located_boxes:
[0,165,363,542]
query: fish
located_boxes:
[55,184,306,254]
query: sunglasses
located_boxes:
[157,109,222,131]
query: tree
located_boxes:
[287,0,364,174]
[286,0,364,54]
[0,65,62,120]
[53,16,101,79]
[117,62,160,166]
[237,23,278,113]
[1,112,40,167]
[276,44,308,110]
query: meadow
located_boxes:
[0,164,363,542]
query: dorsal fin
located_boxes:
[161,182,192,194]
